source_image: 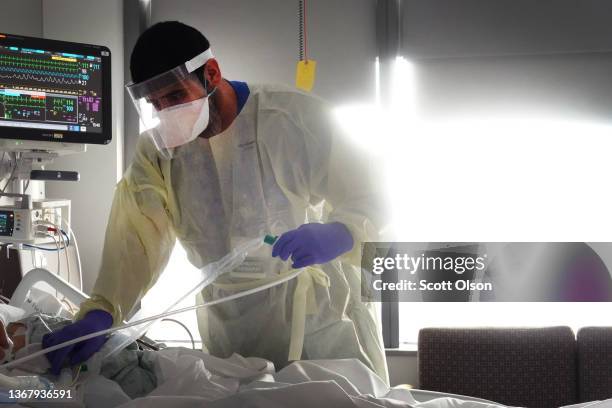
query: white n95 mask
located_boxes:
[156,96,210,149]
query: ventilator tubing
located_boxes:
[102,236,269,357]
[0,235,306,372]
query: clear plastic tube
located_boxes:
[0,373,53,390]
[0,235,306,372]
[102,236,266,358]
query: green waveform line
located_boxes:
[0,54,79,67]
[0,95,45,108]
[0,55,79,71]
[2,105,45,110]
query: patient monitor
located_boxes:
[0,32,111,148]
[0,32,111,298]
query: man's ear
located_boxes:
[204,58,222,88]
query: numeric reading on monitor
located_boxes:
[0,44,103,133]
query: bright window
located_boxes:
[399,303,612,347]
[138,243,203,348]
[335,57,612,348]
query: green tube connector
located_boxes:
[264,235,278,246]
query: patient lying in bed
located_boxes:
[7,304,585,408]
[0,306,158,398]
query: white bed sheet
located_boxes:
[4,346,612,408]
[84,348,504,408]
[2,301,611,408]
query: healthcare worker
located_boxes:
[43,21,388,382]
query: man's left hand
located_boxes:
[272,222,354,268]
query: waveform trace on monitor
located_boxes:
[0,43,103,131]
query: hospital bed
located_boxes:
[9,267,162,351]
[3,269,611,408]
[10,267,88,314]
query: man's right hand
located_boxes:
[42,310,113,375]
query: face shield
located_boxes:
[126,49,216,159]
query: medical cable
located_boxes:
[48,223,71,286]
[40,223,70,286]
[155,319,195,349]
[0,241,310,372]
[22,244,67,252]
[70,365,82,386]
[24,229,70,252]
[63,221,83,291]
[48,232,60,298]
[23,178,30,193]
[44,232,61,285]
[0,155,17,194]
[27,223,72,287]
[41,218,82,290]
[55,225,70,288]
[298,0,308,62]
[0,268,303,370]
[35,219,80,289]
[59,299,77,317]
[136,338,160,350]
[136,338,160,351]
[30,249,37,270]
[32,222,71,247]
[102,235,276,357]
[23,237,69,251]
[28,222,79,314]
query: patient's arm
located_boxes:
[0,305,26,360]
[6,323,26,354]
[0,321,11,361]
[0,321,28,362]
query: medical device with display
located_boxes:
[0,193,70,245]
[0,32,111,146]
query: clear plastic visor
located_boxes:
[125,49,214,157]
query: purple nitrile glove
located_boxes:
[42,309,113,375]
[272,222,354,268]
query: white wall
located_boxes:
[397,0,612,123]
[387,352,418,386]
[401,0,612,58]
[122,0,378,163]
[43,0,124,292]
[0,0,42,37]
[150,0,376,103]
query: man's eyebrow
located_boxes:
[163,89,187,97]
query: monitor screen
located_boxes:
[0,211,13,236]
[0,33,111,145]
